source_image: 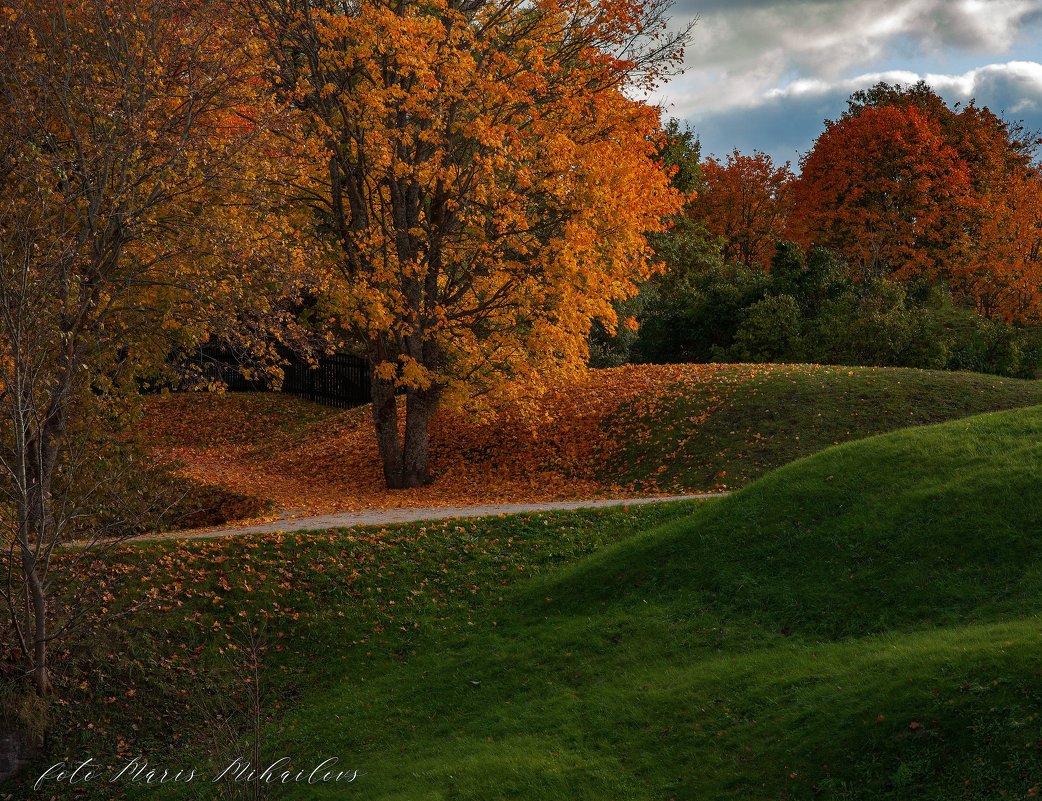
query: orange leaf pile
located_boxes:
[141,363,762,518]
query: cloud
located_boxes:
[764,60,1042,116]
[685,61,1042,164]
[689,91,842,164]
[668,0,1042,115]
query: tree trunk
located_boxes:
[21,434,55,698]
[401,389,437,488]
[28,545,50,697]
[370,370,404,489]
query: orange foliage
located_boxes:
[791,86,1042,320]
[246,0,687,487]
[790,104,975,282]
[693,150,794,270]
[961,166,1042,320]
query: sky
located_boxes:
[655,0,1042,166]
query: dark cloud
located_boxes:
[666,1,1042,115]
[685,62,1042,165]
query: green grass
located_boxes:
[602,364,1042,490]
[286,404,1042,800]
[11,403,1042,799]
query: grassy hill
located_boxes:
[280,404,1042,800]
[143,363,1042,515]
[14,402,1042,800]
[602,363,1042,490]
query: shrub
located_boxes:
[596,240,1042,379]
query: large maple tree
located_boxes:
[791,103,975,283]
[244,0,687,488]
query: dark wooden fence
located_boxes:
[281,352,371,408]
[192,349,371,408]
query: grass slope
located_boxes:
[603,363,1042,490]
[143,364,1042,516]
[13,402,1042,800]
[280,404,1042,800]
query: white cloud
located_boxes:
[940,0,1041,50]
[762,60,1042,111]
[684,61,1042,166]
[666,0,1042,115]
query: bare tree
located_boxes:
[199,623,272,801]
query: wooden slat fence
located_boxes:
[281,352,371,408]
[191,348,371,408]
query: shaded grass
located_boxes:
[156,474,277,529]
[11,404,1042,799]
[602,364,1042,490]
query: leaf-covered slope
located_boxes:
[141,364,1042,516]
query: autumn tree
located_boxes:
[790,103,975,282]
[693,150,794,270]
[843,81,1037,182]
[799,80,1042,319]
[244,0,687,488]
[969,165,1042,319]
[0,0,301,699]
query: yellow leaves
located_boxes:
[374,361,398,381]
[233,0,686,438]
[398,355,434,391]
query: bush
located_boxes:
[629,263,770,364]
[812,280,950,369]
[597,240,1042,379]
[729,294,802,362]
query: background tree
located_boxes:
[603,84,1042,376]
[815,80,1042,319]
[790,103,975,283]
[245,0,688,488]
[0,0,300,700]
[966,165,1042,319]
[692,149,794,270]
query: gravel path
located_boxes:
[131,493,728,543]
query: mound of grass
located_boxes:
[602,364,1042,490]
[276,405,1042,800]
[13,403,1042,800]
[142,390,338,453]
[141,365,1042,519]
[15,503,694,798]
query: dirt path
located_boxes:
[131,493,728,543]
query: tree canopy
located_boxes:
[246,0,688,487]
[692,150,793,271]
[790,81,1042,320]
